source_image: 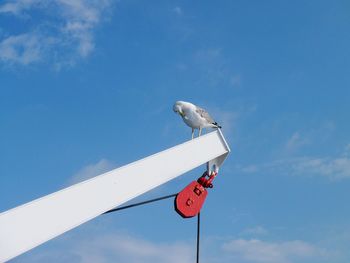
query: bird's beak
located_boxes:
[179,111,185,117]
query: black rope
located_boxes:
[196,212,200,263]
[103,192,202,263]
[103,193,177,214]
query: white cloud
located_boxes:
[222,239,326,263]
[0,33,44,64]
[290,156,350,180]
[241,164,258,173]
[75,233,194,263]
[230,74,241,88]
[243,226,269,236]
[68,159,116,185]
[14,217,333,263]
[173,6,183,16]
[344,144,350,157]
[239,155,350,180]
[206,107,239,140]
[19,227,194,263]
[285,132,309,153]
[0,0,43,15]
[0,0,113,67]
[192,48,241,88]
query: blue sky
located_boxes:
[1,0,350,262]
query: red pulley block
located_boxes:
[175,171,218,218]
[175,181,208,218]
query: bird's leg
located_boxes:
[191,128,194,139]
[198,127,202,137]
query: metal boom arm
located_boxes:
[0,130,230,262]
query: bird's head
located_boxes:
[173,101,185,117]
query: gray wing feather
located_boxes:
[195,106,215,123]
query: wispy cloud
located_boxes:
[0,33,44,65]
[177,47,241,89]
[234,122,350,180]
[238,155,350,180]
[222,239,327,263]
[16,220,330,263]
[285,132,309,153]
[75,233,194,263]
[18,225,194,263]
[205,103,256,144]
[242,226,269,236]
[0,0,113,67]
[68,159,116,185]
[289,156,350,180]
[194,48,231,87]
[0,0,42,15]
[173,6,183,16]
[344,143,350,157]
[209,108,238,138]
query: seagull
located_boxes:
[173,101,221,139]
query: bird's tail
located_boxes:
[212,122,222,129]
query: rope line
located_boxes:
[102,192,201,263]
[103,193,177,214]
[196,212,200,263]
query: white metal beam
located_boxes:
[0,130,230,262]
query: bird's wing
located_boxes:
[195,106,215,123]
